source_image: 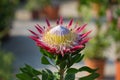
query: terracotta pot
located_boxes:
[91,3,101,18]
[43,5,59,20]
[115,60,120,80]
[85,58,106,80]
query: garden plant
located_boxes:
[16,17,99,80]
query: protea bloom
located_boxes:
[29,17,91,56]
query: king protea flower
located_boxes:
[29,17,91,56]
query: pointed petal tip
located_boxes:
[67,18,73,28]
[82,30,92,38]
[76,23,87,33]
[70,45,84,51]
[28,29,38,36]
[35,25,44,34]
[80,38,91,44]
[45,18,50,27]
[59,16,63,25]
[36,24,41,27]
[56,19,59,25]
[81,23,87,28]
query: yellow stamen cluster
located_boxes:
[43,31,77,47]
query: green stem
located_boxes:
[59,68,65,80]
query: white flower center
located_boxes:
[49,25,70,35]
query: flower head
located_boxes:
[29,17,91,56]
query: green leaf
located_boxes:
[75,54,84,63]
[41,56,50,65]
[42,70,48,80]
[46,69,54,80]
[72,49,83,56]
[16,73,33,80]
[53,72,60,80]
[67,54,84,68]
[72,54,84,63]
[46,69,53,75]
[59,61,66,69]
[40,48,54,59]
[66,68,78,74]
[33,77,41,80]
[16,64,41,80]
[20,64,41,76]
[71,54,81,64]
[41,69,55,80]
[65,73,75,80]
[56,54,68,65]
[79,72,99,80]
[79,66,97,73]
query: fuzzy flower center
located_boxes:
[43,25,77,48]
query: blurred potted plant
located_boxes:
[108,9,120,80]
[89,0,109,18]
[25,0,59,20]
[43,0,60,20]
[78,0,109,21]
[0,0,19,41]
[25,0,49,19]
[77,0,92,22]
[84,21,110,80]
[84,35,109,80]
[90,0,101,18]
[0,45,14,80]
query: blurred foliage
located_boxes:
[116,8,120,17]
[0,49,14,80]
[84,16,110,59]
[78,5,92,22]
[78,0,120,61]
[0,27,9,40]
[108,19,120,41]
[25,0,51,11]
[78,0,89,6]
[0,0,19,40]
[78,0,109,20]
[0,0,19,30]
[84,34,110,59]
[89,0,109,4]
[107,17,120,59]
[78,0,109,5]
